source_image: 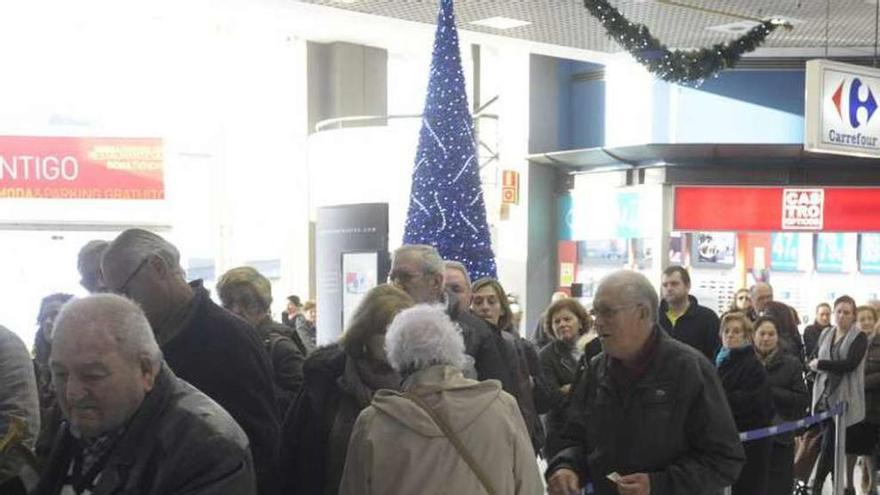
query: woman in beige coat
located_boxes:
[338,304,543,495]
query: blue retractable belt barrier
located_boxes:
[738,401,845,442]
[577,402,847,494]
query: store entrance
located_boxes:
[0,229,118,350]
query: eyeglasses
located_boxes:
[114,258,149,297]
[388,269,423,285]
[589,304,638,319]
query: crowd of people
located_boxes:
[0,230,879,495]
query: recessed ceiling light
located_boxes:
[469,16,531,30]
[330,0,360,4]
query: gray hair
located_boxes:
[103,229,182,277]
[604,270,659,322]
[443,260,471,286]
[54,294,162,366]
[77,240,109,272]
[750,282,773,297]
[394,244,444,276]
[385,304,466,374]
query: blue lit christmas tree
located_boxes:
[402,0,497,279]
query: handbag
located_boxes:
[793,425,822,482]
[404,393,496,495]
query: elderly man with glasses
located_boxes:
[546,270,744,495]
[100,229,281,495]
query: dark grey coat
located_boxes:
[547,329,745,495]
[33,366,256,495]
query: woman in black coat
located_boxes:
[754,315,809,495]
[717,312,775,495]
[538,297,601,459]
[471,277,550,453]
[280,284,413,495]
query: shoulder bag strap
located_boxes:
[404,393,496,495]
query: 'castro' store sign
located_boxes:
[805,60,880,158]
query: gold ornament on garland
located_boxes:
[585,0,792,84]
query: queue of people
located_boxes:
[3,233,880,495]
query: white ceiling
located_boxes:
[293,0,880,57]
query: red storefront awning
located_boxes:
[675,186,880,232]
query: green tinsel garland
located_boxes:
[585,0,789,84]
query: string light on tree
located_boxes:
[402,0,497,279]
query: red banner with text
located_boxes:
[675,186,880,232]
[0,136,164,200]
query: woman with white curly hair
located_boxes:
[338,304,543,495]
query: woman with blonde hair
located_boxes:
[280,284,414,495]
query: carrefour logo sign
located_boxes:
[806,60,880,158]
[830,78,877,129]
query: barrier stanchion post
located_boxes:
[833,402,847,495]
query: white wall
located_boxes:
[0,0,310,334]
[0,0,609,341]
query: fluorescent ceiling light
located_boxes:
[469,16,531,30]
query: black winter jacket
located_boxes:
[279,345,399,495]
[548,328,744,494]
[164,282,279,495]
[717,345,774,432]
[539,337,602,458]
[659,295,721,362]
[864,335,880,424]
[761,349,809,444]
[446,297,516,393]
[486,320,548,453]
[258,318,306,416]
[34,366,256,495]
[803,323,829,361]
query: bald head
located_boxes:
[593,270,657,363]
[750,282,773,313]
[53,294,161,365]
[51,294,162,439]
[600,270,659,322]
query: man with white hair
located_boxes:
[33,294,255,494]
[750,282,774,317]
[547,270,744,495]
[338,304,543,494]
[100,229,279,494]
[391,245,514,393]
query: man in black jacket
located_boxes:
[35,295,255,495]
[101,229,280,495]
[389,246,515,393]
[546,270,744,495]
[658,265,721,362]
